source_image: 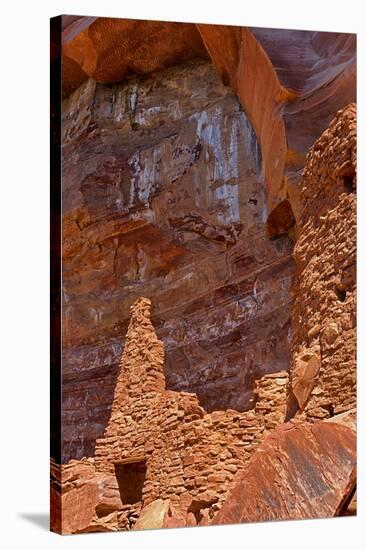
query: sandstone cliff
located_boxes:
[51,17,356,534]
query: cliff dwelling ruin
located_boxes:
[51,17,357,534]
[61,58,295,462]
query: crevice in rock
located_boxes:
[338,484,357,516]
[266,199,296,240]
[342,175,354,194]
[284,389,300,422]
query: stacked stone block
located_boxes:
[92,297,289,526]
[289,104,356,422]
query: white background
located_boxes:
[0,1,364,548]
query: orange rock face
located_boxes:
[214,421,356,524]
[61,59,294,461]
[62,17,208,93]
[132,499,171,531]
[50,458,99,534]
[250,29,355,216]
[199,26,356,228]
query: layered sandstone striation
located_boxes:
[61,59,294,461]
[52,103,357,535]
[53,18,357,534]
[60,19,355,462]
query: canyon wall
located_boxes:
[61,59,294,461]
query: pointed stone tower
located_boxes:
[92,296,290,516]
[94,297,166,474]
[111,297,165,408]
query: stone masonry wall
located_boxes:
[85,297,288,530]
[211,104,357,528]
[287,104,356,422]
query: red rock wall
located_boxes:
[62,17,208,91]
[214,420,356,524]
[61,17,356,231]
[61,59,294,461]
[198,26,290,228]
[250,29,356,211]
[53,19,357,532]
[198,26,356,231]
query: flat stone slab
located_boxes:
[215,420,356,524]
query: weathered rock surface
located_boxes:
[132,499,170,531]
[62,18,208,92]
[213,104,357,527]
[250,29,356,220]
[51,457,100,534]
[93,298,288,514]
[61,59,294,461]
[61,17,356,227]
[214,421,356,524]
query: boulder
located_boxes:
[133,499,170,531]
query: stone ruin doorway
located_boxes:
[114,456,147,505]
